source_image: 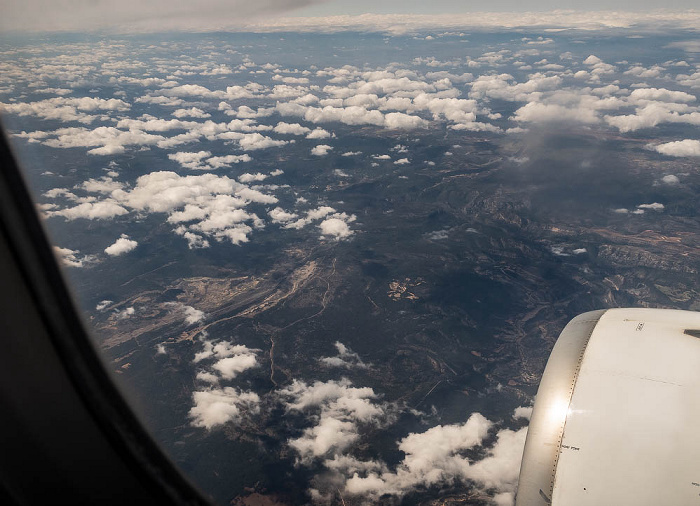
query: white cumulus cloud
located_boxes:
[53,246,96,268]
[189,387,260,430]
[311,144,333,156]
[104,234,138,256]
[319,215,355,240]
[649,139,700,157]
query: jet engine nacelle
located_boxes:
[516,308,700,506]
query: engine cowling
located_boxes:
[516,308,700,506]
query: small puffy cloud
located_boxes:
[193,337,215,363]
[46,166,287,249]
[625,65,663,79]
[196,371,219,384]
[168,150,212,169]
[89,171,271,246]
[319,342,368,369]
[166,302,206,325]
[319,216,354,240]
[235,132,289,151]
[550,246,570,257]
[426,229,449,240]
[193,338,260,379]
[284,205,335,229]
[117,307,135,319]
[676,71,700,89]
[590,85,621,97]
[81,177,124,194]
[605,103,700,132]
[629,87,696,103]
[54,246,95,268]
[648,139,700,157]
[661,174,680,185]
[306,128,331,139]
[43,188,76,201]
[272,75,310,84]
[49,201,129,220]
[172,107,211,119]
[238,172,268,183]
[637,202,664,211]
[188,336,262,431]
[283,104,386,127]
[136,95,184,107]
[282,378,392,464]
[269,207,298,224]
[463,425,528,498]
[513,406,533,420]
[213,352,260,379]
[284,377,529,505]
[384,112,428,129]
[115,117,201,132]
[282,378,381,418]
[512,102,598,124]
[40,126,164,155]
[273,121,311,135]
[228,105,275,118]
[269,84,312,99]
[162,84,226,99]
[104,234,138,256]
[290,416,359,460]
[394,158,409,165]
[175,228,211,249]
[96,300,112,311]
[469,73,561,102]
[345,414,492,498]
[189,387,260,429]
[311,144,333,156]
[307,206,336,220]
[344,413,527,503]
[0,96,129,124]
[581,55,615,76]
[207,154,252,168]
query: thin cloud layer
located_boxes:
[1,0,325,33]
[240,11,700,35]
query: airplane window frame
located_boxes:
[0,121,211,506]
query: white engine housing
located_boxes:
[516,308,700,505]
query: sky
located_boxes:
[1,0,699,33]
[294,0,699,16]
